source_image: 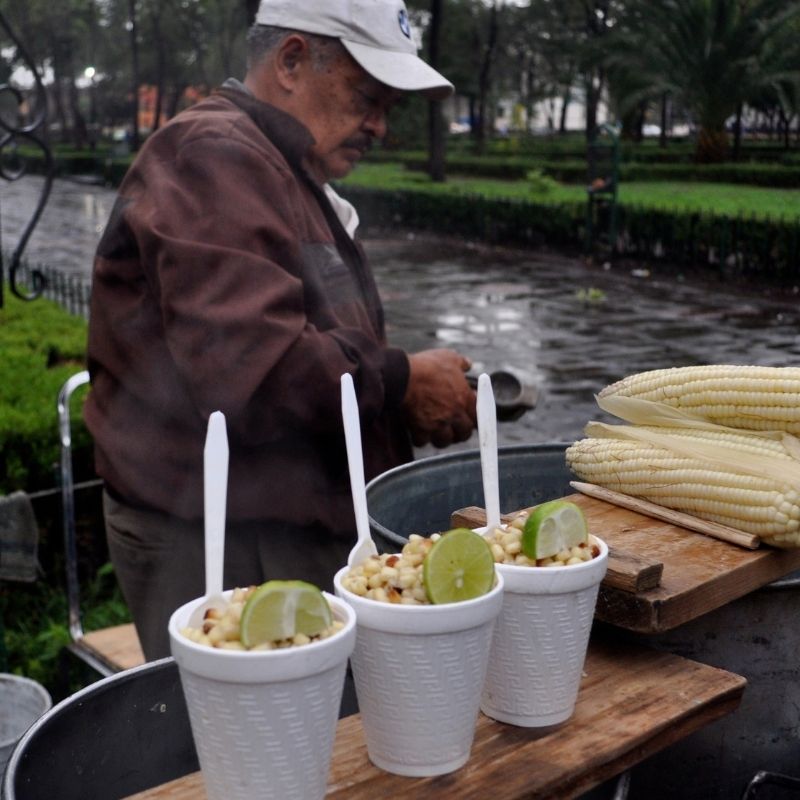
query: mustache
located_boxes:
[342,136,373,154]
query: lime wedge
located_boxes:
[423,528,495,604]
[240,580,332,647]
[521,500,588,560]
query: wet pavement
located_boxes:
[4,175,800,450]
[0,175,113,278]
[366,235,800,453]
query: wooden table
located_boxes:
[453,494,800,634]
[124,637,745,800]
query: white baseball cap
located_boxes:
[255,0,454,100]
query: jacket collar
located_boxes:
[214,81,315,171]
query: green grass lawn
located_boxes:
[344,163,800,220]
[616,182,800,218]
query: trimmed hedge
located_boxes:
[615,204,800,280]
[337,184,800,283]
[0,289,91,494]
[446,136,796,164]
[19,141,800,188]
[388,154,800,187]
[13,148,129,185]
[338,184,585,249]
[620,162,800,187]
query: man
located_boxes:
[85,0,477,660]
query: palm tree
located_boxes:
[605,0,800,162]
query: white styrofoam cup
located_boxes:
[168,590,356,800]
[333,566,503,777]
[480,533,608,727]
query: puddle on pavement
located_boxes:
[363,235,800,452]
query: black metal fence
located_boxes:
[13,260,91,318]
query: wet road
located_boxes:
[4,176,800,450]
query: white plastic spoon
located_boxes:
[188,410,229,627]
[342,373,378,567]
[477,373,502,531]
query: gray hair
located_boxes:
[246,24,345,71]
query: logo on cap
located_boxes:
[398,8,411,38]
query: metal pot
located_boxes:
[366,443,571,552]
[0,675,51,780]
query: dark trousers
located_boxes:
[103,490,354,661]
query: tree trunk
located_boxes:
[67,76,88,149]
[475,0,499,155]
[558,89,570,134]
[153,77,164,132]
[732,102,743,161]
[635,101,646,142]
[696,127,728,163]
[584,69,604,143]
[545,98,555,132]
[152,7,167,132]
[429,105,446,181]
[427,0,446,182]
[779,108,790,149]
[620,107,638,140]
[584,75,595,141]
[168,84,186,118]
[524,61,535,133]
[128,0,141,151]
[582,1,608,143]
[46,33,69,144]
[61,44,87,148]
[50,78,69,145]
[659,92,668,148]
[468,95,477,139]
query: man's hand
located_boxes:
[403,349,477,448]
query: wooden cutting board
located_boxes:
[123,637,746,800]
[453,494,800,634]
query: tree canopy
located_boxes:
[0,0,797,161]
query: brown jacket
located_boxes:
[85,88,412,534]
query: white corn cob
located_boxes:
[565,429,800,548]
[599,365,800,433]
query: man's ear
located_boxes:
[274,34,312,90]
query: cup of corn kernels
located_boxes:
[339,533,441,604]
[179,586,345,651]
[168,589,356,800]
[478,512,608,730]
[333,543,504,777]
[482,510,601,568]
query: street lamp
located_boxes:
[83,66,97,149]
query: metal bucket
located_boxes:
[0,675,51,780]
[366,443,573,551]
[2,659,198,800]
[2,655,357,800]
[366,444,800,799]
